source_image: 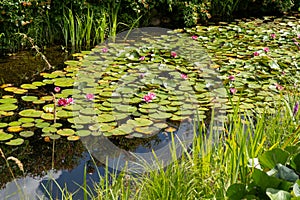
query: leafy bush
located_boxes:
[227,148,300,199]
[1,0,299,53]
[0,0,50,51]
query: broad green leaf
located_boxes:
[226,183,247,200]
[291,153,300,174]
[259,148,289,169]
[293,182,300,197]
[274,164,298,182]
[266,188,291,200]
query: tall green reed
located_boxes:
[93,10,108,44]
[107,0,121,42]
[61,7,105,52]
[211,0,240,20]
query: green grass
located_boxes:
[2,97,300,199]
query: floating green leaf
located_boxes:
[20,84,38,90]
[57,129,75,136]
[0,132,13,141]
[21,96,38,102]
[5,138,24,145]
[0,104,18,111]
[20,131,34,138]
[19,109,43,118]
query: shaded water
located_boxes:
[0,46,68,85]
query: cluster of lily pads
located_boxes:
[0,15,300,146]
[184,15,300,114]
[0,28,223,145]
[71,29,225,139]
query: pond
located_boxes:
[0,27,227,199]
[1,14,300,199]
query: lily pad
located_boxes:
[53,77,74,87]
[49,134,61,140]
[9,121,22,126]
[154,123,169,129]
[20,131,34,138]
[135,126,160,135]
[33,100,46,104]
[21,96,38,102]
[127,118,153,127]
[0,98,17,104]
[99,123,115,132]
[21,123,35,128]
[0,104,18,111]
[41,113,55,121]
[149,112,172,119]
[113,113,129,120]
[7,126,23,132]
[56,110,73,118]
[20,84,38,90]
[75,130,91,137]
[40,96,54,101]
[42,127,58,133]
[51,123,63,128]
[0,132,13,141]
[19,109,43,118]
[57,129,75,136]
[67,135,80,141]
[5,138,24,146]
[19,118,35,123]
[140,103,160,109]
[80,108,97,115]
[72,115,95,124]
[97,114,115,123]
[115,105,137,113]
[0,123,8,128]
[36,122,50,128]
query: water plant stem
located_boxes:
[18,33,53,70]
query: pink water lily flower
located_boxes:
[85,93,95,101]
[139,56,145,61]
[102,47,108,53]
[253,51,260,56]
[67,97,74,104]
[192,35,198,40]
[142,95,153,103]
[171,51,177,58]
[54,86,61,93]
[148,92,156,99]
[228,75,235,81]
[57,98,68,106]
[142,92,156,103]
[180,73,188,80]
[270,33,276,39]
[139,73,146,78]
[230,88,237,94]
[275,83,284,91]
[263,47,269,53]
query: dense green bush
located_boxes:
[0,0,51,51]
[0,0,299,53]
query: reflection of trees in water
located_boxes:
[109,134,161,151]
[0,133,162,189]
[0,137,85,189]
[0,46,69,85]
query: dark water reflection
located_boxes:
[0,125,188,200]
[0,46,69,85]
